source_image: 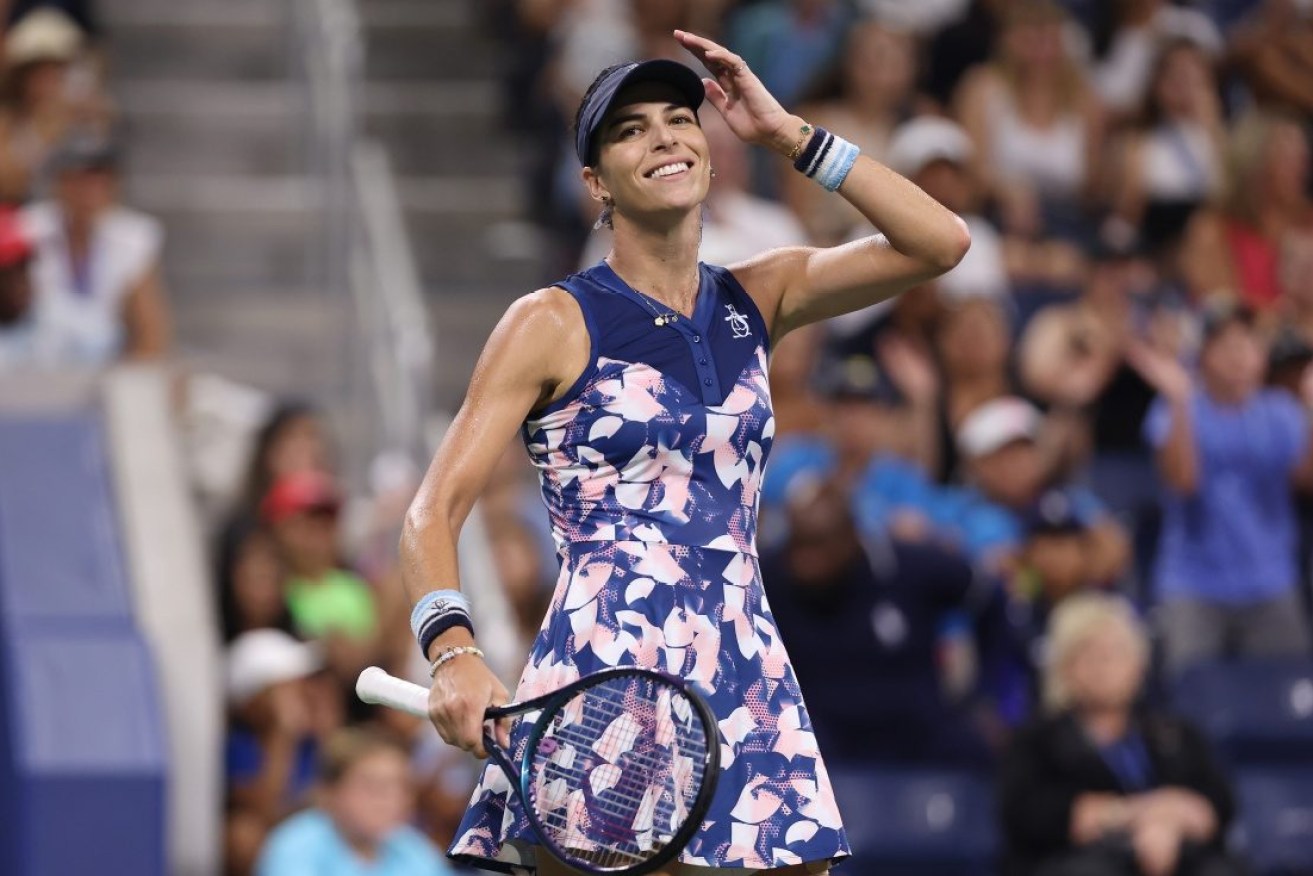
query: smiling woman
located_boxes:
[398,29,970,876]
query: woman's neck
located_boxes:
[606,210,703,316]
[1080,707,1131,745]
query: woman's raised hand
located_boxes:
[673,30,796,154]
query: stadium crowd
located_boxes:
[2,0,1312,874]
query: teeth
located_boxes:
[650,162,689,178]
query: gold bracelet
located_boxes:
[428,645,485,678]
[786,123,815,162]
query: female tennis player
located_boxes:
[400,29,969,876]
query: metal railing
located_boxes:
[287,0,435,479]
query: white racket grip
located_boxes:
[356,666,430,718]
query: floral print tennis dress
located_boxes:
[450,261,850,873]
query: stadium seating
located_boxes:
[0,414,167,875]
[1233,767,1313,876]
[1170,659,1313,765]
[827,765,996,876]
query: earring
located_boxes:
[709,167,718,179]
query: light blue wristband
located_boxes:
[817,137,860,192]
[410,589,473,647]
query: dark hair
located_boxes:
[214,518,293,642]
[1137,38,1212,130]
[573,63,631,169]
[241,401,322,511]
[320,727,409,786]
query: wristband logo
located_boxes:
[724,304,751,339]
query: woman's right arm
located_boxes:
[400,287,588,756]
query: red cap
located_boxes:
[260,470,341,524]
[0,209,32,268]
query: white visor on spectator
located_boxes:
[226,630,322,707]
[957,396,1042,458]
[886,117,973,178]
[4,8,84,66]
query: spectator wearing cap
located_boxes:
[19,130,170,365]
[262,471,377,646]
[1010,488,1118,678]
[0,7,106,202]
[224,630,327,875]
[760,477,1003,765]
[256,727,450,876]
[948,396,1130,581]
[760,342,947,549]
[882,115,1010,303]
[782,19,917,246]
[1133,299,1313,675]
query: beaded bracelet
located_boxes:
[428,645,485,679]
[792,125,861,192]
[411,590,474,657]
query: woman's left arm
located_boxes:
[674,31,971,342]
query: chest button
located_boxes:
[699,358,707,365]
[703,378,712,386]
[693,335,701,343]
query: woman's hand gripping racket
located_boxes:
[357,666,721,876]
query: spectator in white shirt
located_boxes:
[20,131,170,365]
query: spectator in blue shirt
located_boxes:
[948,396,1131,581]
[258,727,449,876]
[1134,299,1313,675]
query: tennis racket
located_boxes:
[356,665,721,876]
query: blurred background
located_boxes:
[0,0,1311,874]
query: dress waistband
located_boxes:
[557,537,757,559]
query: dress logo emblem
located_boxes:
[724,304,751,339]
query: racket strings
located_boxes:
[527,674,711,870]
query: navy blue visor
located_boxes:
[575,59,706,167]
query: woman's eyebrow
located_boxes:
[605,104,687,135]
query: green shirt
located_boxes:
[285,569,377,641]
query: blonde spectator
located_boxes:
[954,0,1104,241]
[1106,39,1225,259]
[1001,593,1241,876]
[1179,111,1312,309]
[0,8,105,202]
[783,19,917,244]
[19,131,171,364]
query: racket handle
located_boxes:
[355,666,429,718]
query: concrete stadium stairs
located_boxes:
[357,0,543,410]
[102,0,543,411]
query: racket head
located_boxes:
[516,667,720,876]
